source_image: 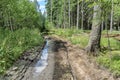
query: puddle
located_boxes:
[33,40,49,75]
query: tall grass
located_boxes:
[0,28,44,74]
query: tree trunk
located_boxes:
[50,0,52,23]
[101,20,104,31]
[117,19,119,31]
[76,0,79,29]
[81,0,84,30]
[85,4,101,55]
[68,0,71,28]
[110,0,113,33]
[63,0,66,29]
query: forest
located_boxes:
[0,0,120,80]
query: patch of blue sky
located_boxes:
[30,0,46,14]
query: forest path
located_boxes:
[1,35,118,80]
[49,35,116,80]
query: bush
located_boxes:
[0,28,44,74]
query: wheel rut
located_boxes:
[1,36,118,80]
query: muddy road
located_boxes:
[1,36,119,80]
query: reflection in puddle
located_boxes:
[34,40,49,74]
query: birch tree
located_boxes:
[68,0,71,28]
[81,0,84,30]
[76,0,79,29]
[85,2,102,54]
[110,0,114,33]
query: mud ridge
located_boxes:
[1,44,45,80]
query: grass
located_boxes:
[0,28,44,74]
[97,51,120,76]
[101,37,120,50]
[102,30,120,35]
[68,35,88,48]
[53,28,88,48]
[52,28,120,76]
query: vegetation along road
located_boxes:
[0,0,120,80]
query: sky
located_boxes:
[30,0,46,14]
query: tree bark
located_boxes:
[85,4,102,55]
[76,0,79,29]
[50,0,52,23]
[68,0,71,28]
[63,0,66,29]
[81,0,84,30]
[110,0,113,33]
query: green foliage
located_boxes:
[53,29,120,49]
[45,21,54,30]
[101,37,120,50]
[54,28,83,37]
[53,29,88,48]
[0,28,44,74]
[53,28,120,76]
[0,0,45,31]
[102,30,120,34]
[69,35,88,48]
[97,51,120,76]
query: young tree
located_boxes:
[81,0,84,30]
[85,2,102,54]
[110,0,114,33]
[76,0,79,29]
[68,0,71,28]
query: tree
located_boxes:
[110,0,114,33]
[85,2,102,54]
[76,0,79,29]
[81,0,84,30]
[68,0,71,28]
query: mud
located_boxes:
[1,35,120,80]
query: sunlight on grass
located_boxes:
[53,29,88,48]
[102,30,120,34]
[68,35,88,48]
[101,38,120,50]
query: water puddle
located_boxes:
[33,40,49,75]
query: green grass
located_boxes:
[53,28,120,49]
[53,28,83,37]
[97,51,120,76]
[0,28,44,74]
[102,30,120,35]
[53,28,120,76]
[68,35,88,48]
[53,28,88,48]
[101,37,120,50]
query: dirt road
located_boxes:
[1,36,119,80]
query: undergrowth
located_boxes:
[53,28,120,76]
[101,37,120,50]
[0,28,44,74]
[97,51,120,77]
[53,28,88,48]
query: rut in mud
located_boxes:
[50,36,118,80]
[1,36,120,80]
